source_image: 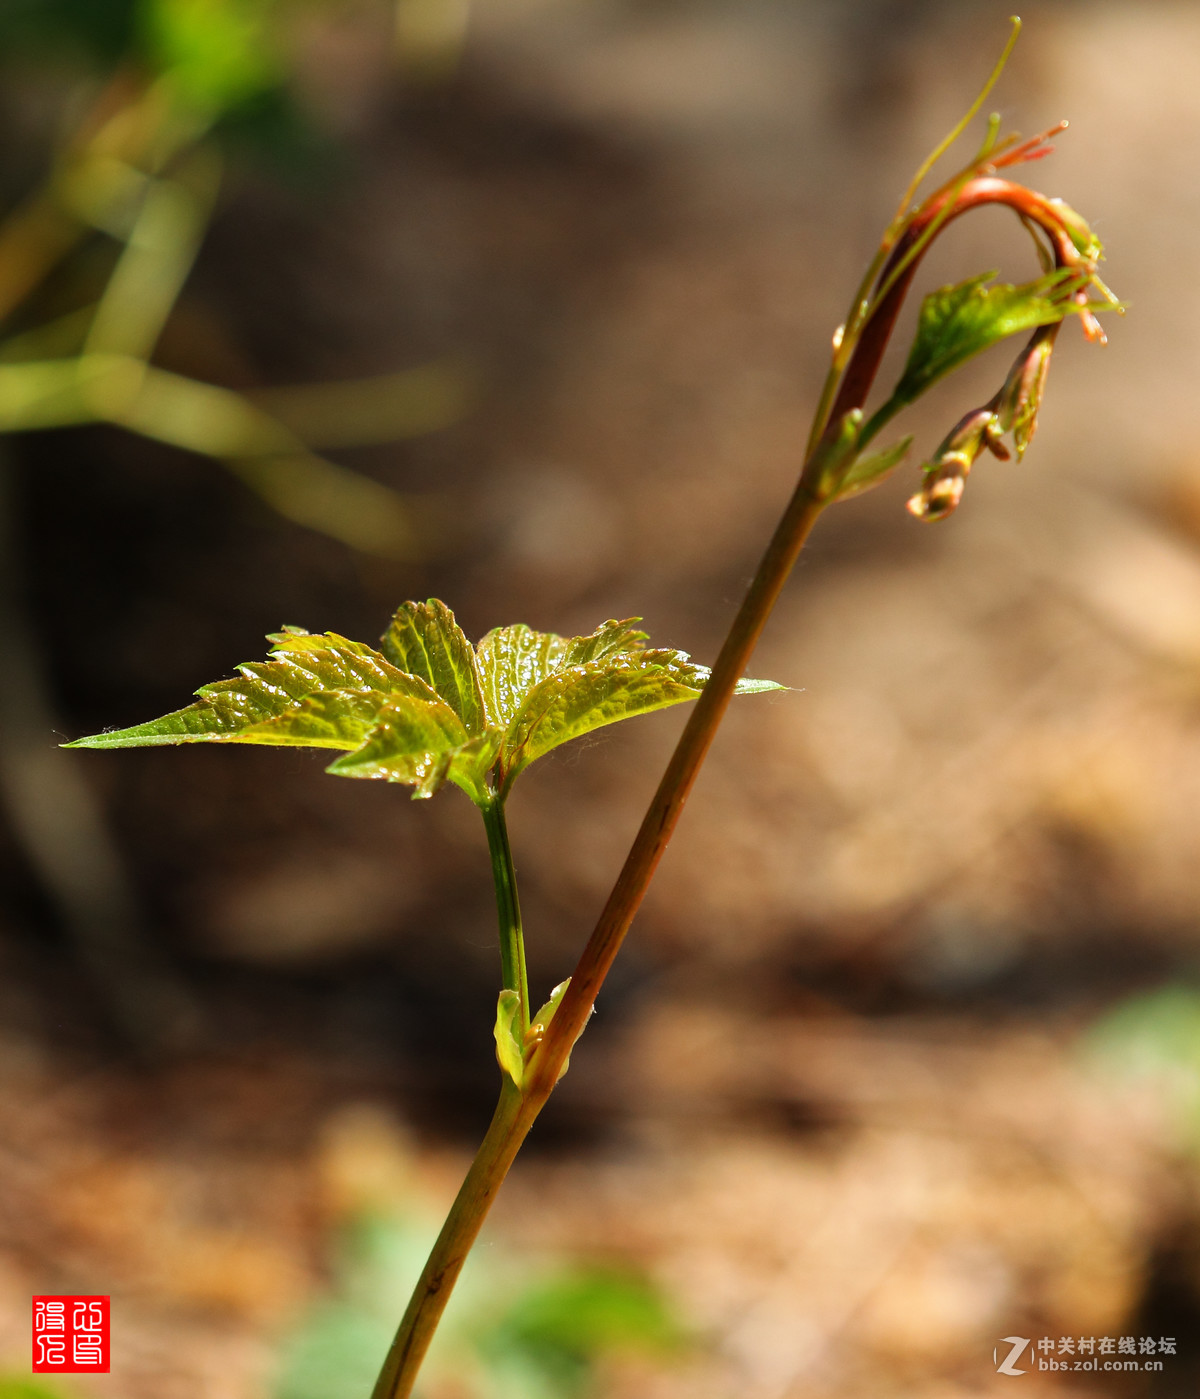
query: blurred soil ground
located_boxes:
[4,1,1200,1395]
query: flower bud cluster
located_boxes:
[903,183,1116,521]
[907,320,1058,520]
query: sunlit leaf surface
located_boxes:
[329,717,501,804]
[475,624,572,729]
[66,631,428,748]
[382,600,487,737]
[890,268,1088,407]
[70,600,783,803]
[499,648,779,790]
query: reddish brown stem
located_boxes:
[538,176,1080,1088]
[826,176,1077,445]
[527,477,824,1095]
[374,167,1091,1399]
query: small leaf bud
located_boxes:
[906,406,997,521]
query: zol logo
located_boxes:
[32,1296,110,1373]
[994,1336,1031,1376]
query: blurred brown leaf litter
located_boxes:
[4,1,1200,1396]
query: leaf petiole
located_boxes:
[479,789,530,1035]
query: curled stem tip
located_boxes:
[815,144,1117,519]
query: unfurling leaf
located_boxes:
[994,325,1056,461]
[494,989,524,1086]
[524,977,588,1083]
[906,405,1000,522]
[326,703,498,803]
[833,435,914,501]
[68,600,784,804]
[529,978,571,1039]
[890,267,1090,408]
[381,600,488,737]
[800,408,862,502]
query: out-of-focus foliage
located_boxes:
[0,1380,73,1399]
[274,1211,682,1399]
[1088,985,1200,1153]
[0,0,140,66]
[144,0,282,112]
[478,1265,682,1396]
[0,0,473,557]
[0,0,279,101]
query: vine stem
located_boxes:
[372,166,1081,1399]
[528,478,826,1095]
[368,1077,529,1399]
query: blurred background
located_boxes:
[1,0,1199,1395]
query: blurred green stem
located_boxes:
[480,791,529,1034]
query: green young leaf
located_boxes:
[68,603,784,805]
[475,618,648,728]
[493,989,524,1087]
[525,977,587,1084]
[890,268,1089,408]
[65,631,429,749]
[530,978,570,1038]
[498,648,782,791]
[475,624,571,729]
[800,408,863,502]
[327,713,501,804]
[833,435,914,501]
[381,600,488,737]
[562,618,650,668]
